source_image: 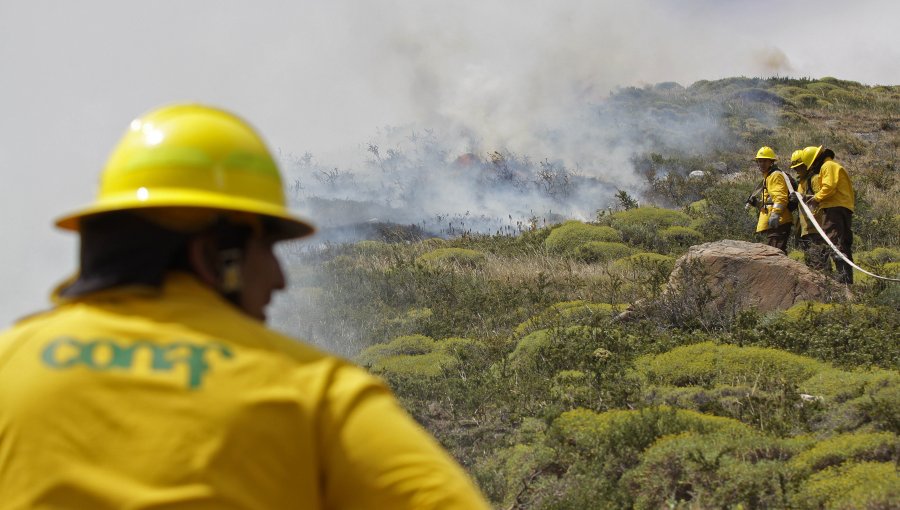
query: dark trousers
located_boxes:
[799,234,831,272]
[822,207,854,284]
[766,222,792,254]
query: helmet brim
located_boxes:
[55,189,315,241]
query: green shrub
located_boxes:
[514,301,625,336]
[508,329,553,372]
[608,206,691,230]
[474,442,556,507]
[687,199,708,214]
[530,407,751,507]
[751,303,900,369]
[782,301,877,321]
[509,326,601,373]
[805,81,839,96]
[359,334,485,374]
[856,247,900,266]
[789,431,898,476]
[573,241,635,263]
[358,334,435,363]
[792,461,900,510]
[884,261,900,277]
[798,368,900,434]
[603,207,692,250]
[551,370,598,408]
[800,367,898,403]
[371,350,456,377]
[551,406,749,453]
[544,221,621,255]
[416,247,486,268]
[625,430,795,509]
[612,252,676,274]
[635,342,826,390]
[793,93,830,107]
[383,307,434,336]
[658,225,703,248]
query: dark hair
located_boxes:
[58,212,191,298]
[59,211,253,299]
[810,148,835,172]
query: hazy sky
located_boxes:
[1,0,898,327]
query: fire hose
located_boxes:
[778,171,900,283]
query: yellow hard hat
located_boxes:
[755,146,777,160]
[798,145,823,170]
[789,149,805,169]
[55,104,314,240]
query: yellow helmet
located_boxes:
[755,146,777,160]
[56,104,314,239]
[798,145,823,170]
[789,149,805,169]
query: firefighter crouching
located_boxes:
[790,149,830,273]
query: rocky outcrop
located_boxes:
[664,240,848,314]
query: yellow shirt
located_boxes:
[814,158,855,212]
[0,273,489,509]
[755,169,794,233]
[797,169,825,238]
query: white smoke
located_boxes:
[2,0,899,329]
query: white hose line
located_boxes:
[784,179,900,283]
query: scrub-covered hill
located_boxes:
[275,77,900,509]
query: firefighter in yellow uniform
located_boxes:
[797,145,856,283]
[790,149,830,273]
[0,105,490,509]
[750,146,793,254]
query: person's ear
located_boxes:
[187,236,218,287]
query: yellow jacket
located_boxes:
[0,273,489,509]
[755,168,794,233]
[814,158,855,212]
[797,168,825,238]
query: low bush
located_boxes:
[728,302,900,370]
[513,301,625,337]
[523,407,752,507]
[624,430,796,509]
[604,207,691,249]
[856,247,900,266]
[799,368,900,434]
[358,334,438,365]
[544,221,621,255]
[788,431,898,476]
[612,252,676,275]
[473,442,557,508]
[635,342,826,390]
[509,326,602,373]
[357,334,489,379]
[573,241,635,263]
[658,225,703,249]
[792,461,900,510]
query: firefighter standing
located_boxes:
[749,146,793,254]
[797,145,856,284]
[0,105,490,509]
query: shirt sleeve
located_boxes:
[814,162,838,202]
[767,172,789,212]
[319,366,490,510]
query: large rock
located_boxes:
[664,240,848,314]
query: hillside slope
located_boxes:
[274,77,900,509]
